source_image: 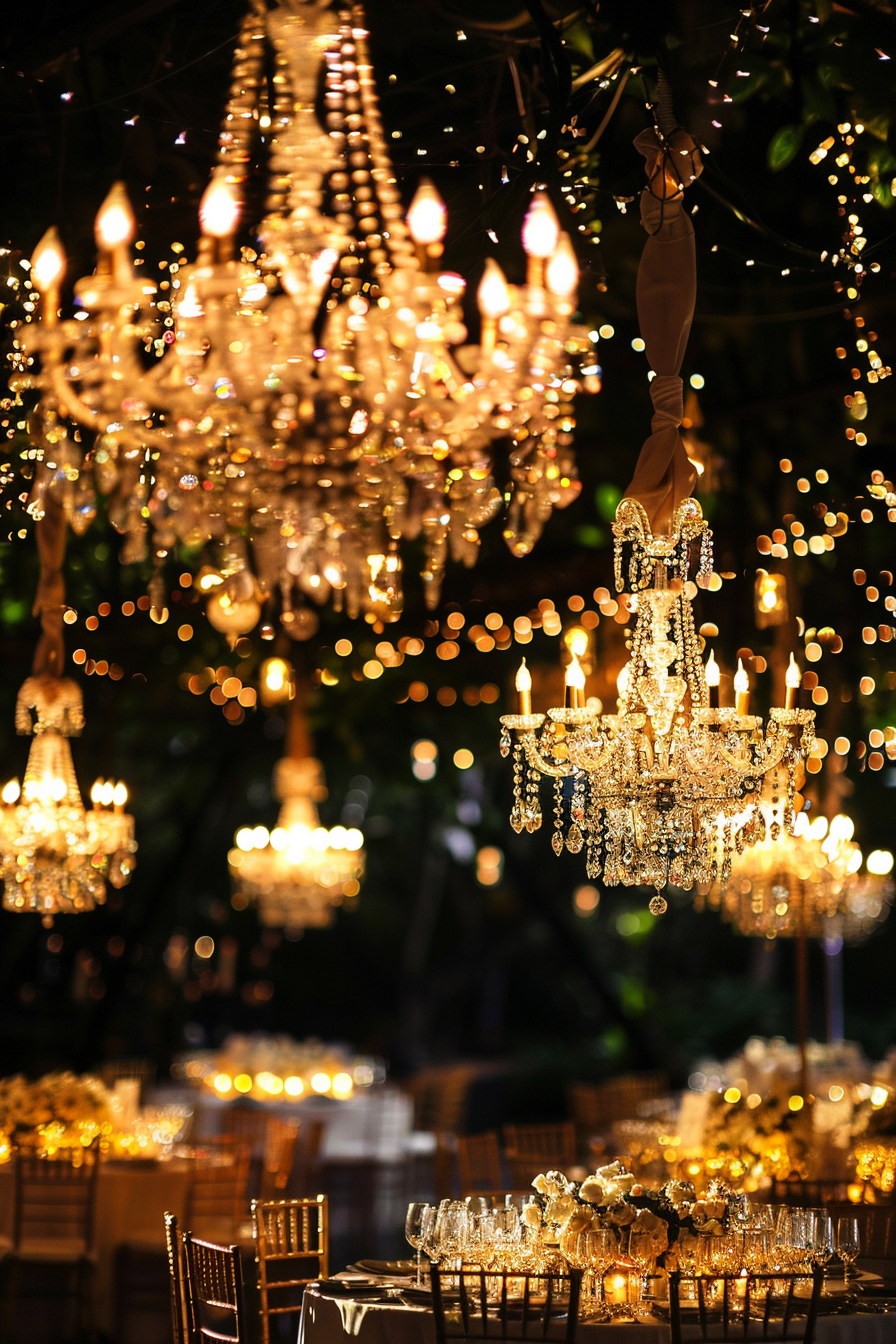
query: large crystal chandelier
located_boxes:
[229,700,363,931]
[500,498,816,906]
[701,802,894,943]
[498,95,816,909]
[18,0,595,631]
[0,505,136,925]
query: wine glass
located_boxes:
[577,1228,614,1318]
[406,1202,433,1284]
[811,1213,835,1277]
[836,1216,860,1286]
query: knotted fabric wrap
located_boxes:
[624,125,703,535]
[32,493,68,678]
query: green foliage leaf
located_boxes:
[767,123,805,172]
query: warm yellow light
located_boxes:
[522,192,560,259]
[617,663,631,699]
[1,779,20,806]
[406,180,447,246]
[51,777,67,803]
[95,182,136,250]
[788,1094,804,1112]
[871,1086,889,1108]
[565,652,585,690]
[332,1072,353,1095]
[705,650,720,688]
[786,652,801,689]
[100,780,115,806]
[808,815,829,841]
[724,1087,741,1104]
[566,627,588,659]
[31,228,66,290]
[213,1073,232,1094]
[477,258,511,319]
[545,233,579,299]
[829,1085,845,1102]
[310,1072,332,1094]
[199,170,241,238]
[234,1074,253,1094]
[868,849,894,876]
[453,748,474,770]
[515,659,532,693]
[733,660,749,695]
[284,1076,304,1097]
[263,658,289,692]
[112,782,128,807]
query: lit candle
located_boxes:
[477,259,511,358]
[31,228,67,326]
[90,780,103,810]
[515,658,532,715]
[565,652,585,709]
[199,169,241,261]
[95,182,136,284]
[1,779,20,806]
[785,652,801,710]
[705,649,720,708]
[545,232,579,303]
[734,659,750,716]
[112,782,128,815]
[521,191,560,287]
[406,179,447,266]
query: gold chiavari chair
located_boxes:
[3,1146,100,1342]
[185,1136,252,1241]
[182,1232,248,1344]
[771,1178,852,1206]
[259,1118,301,1201]
[165,1212,190,1344]
[457,1132,504,1195]
[431,1265,583,1344]
[502,1122,577,1188]
[252,1196,328,1344]
[668,1269,822,1344]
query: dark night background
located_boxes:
[0,0,894,1119]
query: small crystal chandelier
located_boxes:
[0,509,136,925]
[499,497,817,908]
[229,707,363,931]
[18,0,595,631]
[700,803,894,943]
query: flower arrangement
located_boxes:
[527,1162,734,1267]
[0,1071,112,1153]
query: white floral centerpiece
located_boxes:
[526,1160,734,1268]
[0,1071,112,1153]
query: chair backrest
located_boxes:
[567,1073,669,1133]
[13,1147,99,1253]
[503,1123,577,1187]
[457,1133,504,1195]
[182,1233,247,1344]
[185,1137,252,1239]
[771,1179,851,1207]
[252,1196,328,1344]
[165,1211,190,1344]
[668,1269,822,1344]
[259,1118,301,1201]
[431,1264,582,1344]
[827,1201,896,1260]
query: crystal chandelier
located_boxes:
[500,498,816,907]
[0,507,136,925]
[18,0,595,631]
[229,705,363,930]
[701,803,894,943]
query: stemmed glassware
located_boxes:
[574,1228,614,1319]
[406,1203,434,1285]
[810,1213,836,1278]
[836,1217,860,1286]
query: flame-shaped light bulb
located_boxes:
[95,182,136,251]
[200,170,241,239]
[31,229,66,291]
[406,180,447,247]
[515,658,532,714]
[522,192,560,259]
[545,232,579,299]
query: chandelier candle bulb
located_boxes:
[734,659,750,716]
[95,182,136,284]
[30,229,66,325]
[522,192,561,287]
[705,650,720,709]
[785,653,801,710]
[199,170,241,260]
[477,259,511,357]
[565,652,586,709]
[545,233,579,305]
[516,659,532,715]
[406,180,447,259]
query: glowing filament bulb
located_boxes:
[95,182,136,250]
[733,660,749,695]
[477,259,511,319]
[406,180,447,246]
[112,782,128,807]
[868,849,894,876]
[515,659,532,694]
[786,652,800,688]
[200,170,241,238]
[522,192,560,259]
[545,233,579,299]
[1,779,20,805]
[90,779,103,806]
[566,652,585,691]
[705,649,720,687]
[31,229,66,290]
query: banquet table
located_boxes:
[0,1157,193,1334]
[299,1283,896,1344]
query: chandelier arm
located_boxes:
[44,361,172,452]
[519,734,578,779]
